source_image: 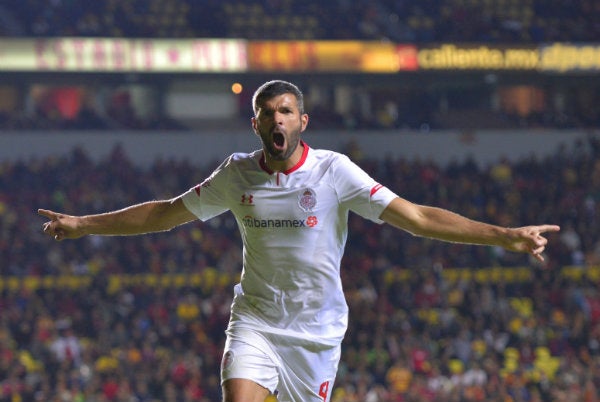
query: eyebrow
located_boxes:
[259,102,296,113]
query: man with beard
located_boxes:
[39,80,560,402]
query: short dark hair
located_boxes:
[252,80,305,115]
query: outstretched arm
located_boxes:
[380,197,560,262]
[39,197,197,241]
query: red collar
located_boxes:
[259,141,309,175]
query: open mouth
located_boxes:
[273,132,285,150]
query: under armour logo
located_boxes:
[241,194,254,205]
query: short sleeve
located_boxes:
[181,158,231,221]
[333,155,397,223]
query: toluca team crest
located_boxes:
[298,188,317,212]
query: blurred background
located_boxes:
[1,1,600,401]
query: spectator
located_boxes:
[2,134,600,399]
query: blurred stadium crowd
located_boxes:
[1,0,600,401]
[1,1,600,132]
[0,134,599,401]
[2,0,600,42]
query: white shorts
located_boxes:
[221,327,340,402]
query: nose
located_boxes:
[273,111,285,124]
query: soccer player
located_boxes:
[39,80,560,402]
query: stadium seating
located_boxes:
[2,135,599,400]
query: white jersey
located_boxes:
[182,143,397,346]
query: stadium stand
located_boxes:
[2,135,600,400]
[0,1,599,131]
[2,0,600,42]
[1,1,600,401]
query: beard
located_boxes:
[261,124,302,162]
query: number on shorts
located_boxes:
[318,381,329,402]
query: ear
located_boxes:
[251,116,258,134]
[300,113,309,133]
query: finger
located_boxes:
[531,245,546,262]
[43,222,62,237]
[54,229,65,240]
[532,252,545,262]
[38,209,58,220]
[532,245,545,255]
[536,224,561,234]
[533,236,548,247]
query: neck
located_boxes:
[264,142,304,172]
[261,141,308,174]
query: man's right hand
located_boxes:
[38,209,84,241]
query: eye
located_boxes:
[259,109,274,118]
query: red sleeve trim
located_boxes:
[370,183,383,197]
